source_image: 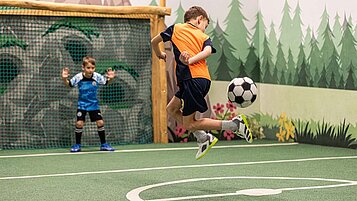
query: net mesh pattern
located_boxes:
[0,9,153,149]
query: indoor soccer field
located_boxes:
[1,140,356,201]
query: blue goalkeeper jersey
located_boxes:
[69,72,107,111]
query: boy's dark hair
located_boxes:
[184,6,209,24]
[83,56,96,66]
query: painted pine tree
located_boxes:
[261,35,274,83]
[149,0,157,6]
[287,48,296,85]
[279,0,293,55]
[321,22,335,68]
[173,1,185,24]
[314,68,320,87]
[326,48,341,87]
[220,34,241,78]
[317,6,329,49]
[296,43,307,74]
[251,10,265,59]
[268,22,278,64]
[271,65,279,84]
[275,42,287,83]
[290,2,304,59]
[280,69,287,85]
[329,71,338,89]
[332,13,342,53]
[263,62,274,83]
[238,59,248,78]
[345,63,356,90]
[318,66,328,88]
[303,26,312,57]
[207,21,223,79]
[245,44,259,79]
[339,19,357,80]
[250,59,261,83]
[296,60,309,87]
[224,0,250,62]
[308,33,323,86]
[215,48,233,81]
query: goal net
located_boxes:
[0,3,169,149]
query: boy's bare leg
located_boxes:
[167,96,183,124]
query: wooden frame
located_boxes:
[0,0,170,143]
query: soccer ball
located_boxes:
[227,77,257,108]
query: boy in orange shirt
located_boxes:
[151,6,252,160]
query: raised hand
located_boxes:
[106,68,116,79]
[62,67,70,80]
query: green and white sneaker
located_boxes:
[233,114,253,143]
[196,133,218,160]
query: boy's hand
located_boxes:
[179,51,190,65]
[106,68,116,79]
[157,51,167,61]
[62,67,70,80]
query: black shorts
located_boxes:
[175,78,211,116]
[76,109,103,122]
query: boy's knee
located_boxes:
[76,121,84,128]
[96,120,104,127]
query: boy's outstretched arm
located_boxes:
[61,67,70,87]
[106,68,116,85]
[151,34,167,61]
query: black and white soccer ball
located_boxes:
[227,77,257,108]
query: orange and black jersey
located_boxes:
[160,23,216,82]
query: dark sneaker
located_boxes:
[233,114,253,143]
[70,144,81,152]
[196,133,218,160]
[100,143,115,151]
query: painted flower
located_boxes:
[223,130,235,141]
[226,102,237,112]
[213,103,224,114]
[228,112,236,120]
[276,130,286,142]
[180,138,188,143]
[174,125,187,138]
[285,121,295,140]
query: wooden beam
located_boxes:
[151,16,160,143]
[0,0,171,16]
[157,0,168,143]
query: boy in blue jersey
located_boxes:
[61,56,116,152]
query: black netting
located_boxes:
[0,13,153,149]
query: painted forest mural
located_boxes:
[152,0,357,149]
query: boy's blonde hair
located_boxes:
[184,6,209,24]
[82,56,96,66]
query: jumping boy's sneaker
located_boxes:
[232,114,253,143]
[196,133,218,160]
[100,143,115,151]
[70,144,81,152]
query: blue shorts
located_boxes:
[175,78,211,116]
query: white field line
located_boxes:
[0,155,356,181]
[0,143,298,159]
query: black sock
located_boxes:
[98,126,106,144]
[75,127,83,144]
